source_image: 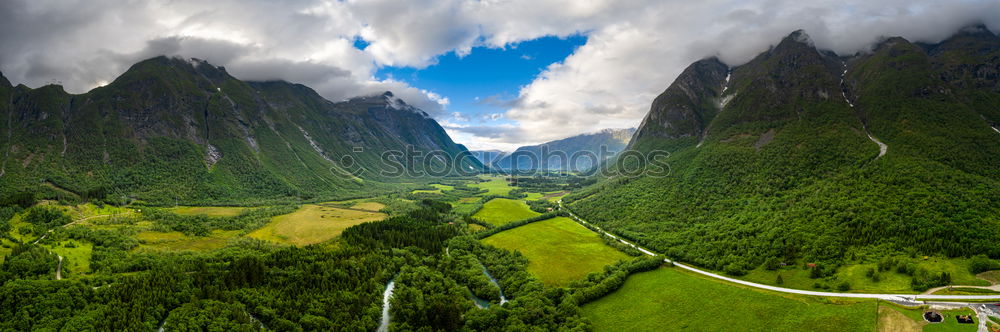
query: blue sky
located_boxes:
[371,35,587,129]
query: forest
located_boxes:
[0,195,656,331]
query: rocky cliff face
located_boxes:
[0,56,480,204]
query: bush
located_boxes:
[969,255,1000,274]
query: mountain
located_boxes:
[493,128,635,171]
[568,25,1000,274]
[468,150,507,167]
[0,56,481,205]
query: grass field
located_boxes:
[582,267,877,332]
[349,202,386,212]
[458,197,481,203]
[878,304,978,332]
[47,240,94,275]
[472,175,513,196]
[736,257,989,294]
[168,206,248,217]
[472,198,540,226]
[931,287,1000,295]
[877,304,924,332]
[524,192,544,201]
[450,197,482,215]
[67,203,134,221]
[431,183,454,191]
[248,204,385,246]
[135,230,241,252]
[411,189,443,194]
[481,217,629,286]
[411,183,454,194]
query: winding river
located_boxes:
[481,265,507,305]
[470,265,508,308]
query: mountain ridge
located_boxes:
[492,128,635,171]
[0,56,480,205]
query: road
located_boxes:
[556,200,1000,302]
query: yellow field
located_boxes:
[350,202,386,212]
[168,206,247,217]
[249,205,386,246]
[135,230,241,252]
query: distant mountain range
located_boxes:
[473,128,635,171]
[570,24,1000,273]
[0,56,480,204]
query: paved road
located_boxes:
[557,200,1000,303]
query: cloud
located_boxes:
[450,112,469,122]
[1,0,999,149]
[476,94,522,108]
[497,0,1000,145]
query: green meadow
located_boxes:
[472,175,513,196]
[582,267,877,332]
[481,216,629,286]
[472,198,539,226]
[47,240,94,275]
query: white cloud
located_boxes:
[423,90,451,107]
[485,0,1000,146]
[1,0,998,150]
[450,112,468,122]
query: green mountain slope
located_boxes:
[494,128,635,171]
[568,26,1000,274]
[0,56,481,205]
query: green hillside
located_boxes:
[570,27,1000,279]
[0,57,482,205]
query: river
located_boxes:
[376,279,396,332]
